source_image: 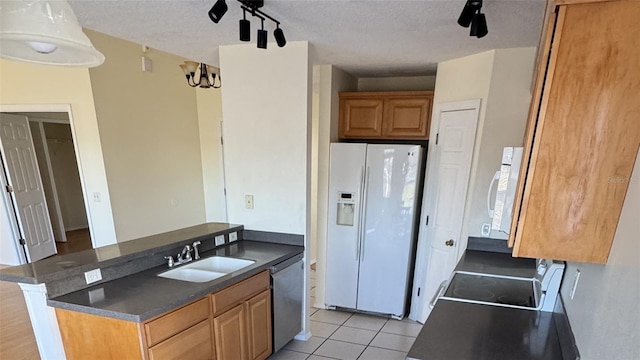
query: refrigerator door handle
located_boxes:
[359,166,370,262]
[355,166,364,260]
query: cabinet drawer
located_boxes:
[148,319,213,360]
[145,297,210,347]
[211,270,270,316]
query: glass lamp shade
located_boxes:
[0,0,105,67]
[184,61,200,74]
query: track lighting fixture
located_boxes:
[208,0,228,23]
[239,9,251,41]
[209,0,287,49]
[457,0,488,38]
[179,61,221,89]
[257,18,268,49]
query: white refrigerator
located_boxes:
[325,143,423,318]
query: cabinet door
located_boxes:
[213,304,247,360]
[511,1,640,263]
[245,290,272,360]
[382,96,432,139]
[339,98,384,138]
[148,320,214,360]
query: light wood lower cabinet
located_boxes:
[56,270,272,360]
[212,271,272,360]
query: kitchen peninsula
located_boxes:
[0,223,304,360]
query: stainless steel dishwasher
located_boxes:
[271,254,304,352]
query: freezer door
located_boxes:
[356,144,422,316]
[325,143,367,309]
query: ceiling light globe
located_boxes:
[27,41,58,54]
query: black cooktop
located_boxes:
[443,272,537,308]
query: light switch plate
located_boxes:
[84,269,102,284]
[229,231,238,242]
[481,223,491,236]
[215,235,225,246]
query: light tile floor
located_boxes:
[268,267,422,360]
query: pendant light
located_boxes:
[0,0,105,67]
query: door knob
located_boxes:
[445,239,454,247]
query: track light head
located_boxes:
[208,0,228,23]
[457,0,482,28]
[239,9,251,41]
[274,26,286,48]
[470,12,488,38]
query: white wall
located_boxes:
[196,88,227,223]
[357,76,436,91]
[0,58,117,251]
[313,65,358,309]
[462,47,536,241]
[219,42,311,234]
[86,30,206,241]
[559,150,639,360]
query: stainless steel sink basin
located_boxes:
[157,256,255,283]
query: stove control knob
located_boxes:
[445,239,454,247]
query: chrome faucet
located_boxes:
[192,241,201,260]
[177,244,192,264]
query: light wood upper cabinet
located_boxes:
[339,91,433,140]
[509,0,640,264]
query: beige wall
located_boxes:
[462,47,536,241]
[44,123,89,231]
[560,151,639,360]
[357,76,436,91]
[219,42,311,234]
[0,58,117,254]
[196,88,227,223]
[86,30,206,241]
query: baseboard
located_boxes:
[64,226,89,232]
[294,330,312,341]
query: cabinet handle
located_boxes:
[445,239,454,247]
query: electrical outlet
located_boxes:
[569,269,581,299]
[245,194,254,209]
[229,231,238,242]
[84,269,102,284]
[215,235,225,246]
[481,223,491,236]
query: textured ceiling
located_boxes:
[68,0,546,77]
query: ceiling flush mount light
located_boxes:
[0,0,105,67]
[179,61,221,89]
[209,0,286,49]
[457,0,488,38]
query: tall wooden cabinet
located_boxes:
[509,0,640,263]
[339,91,433,140]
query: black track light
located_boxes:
[470,12,488,38]
[239,9,251,41]
[208,0,228,23]
[274,25,286,47]
[257,19,267,49]
[457,0,482,28]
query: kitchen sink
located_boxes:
[157,256,255,283]
[157,268,226,283]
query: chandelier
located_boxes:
[179,61,221,89]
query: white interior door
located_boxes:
[409,100,480,322]
[0,113,57,262]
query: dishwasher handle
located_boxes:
[270,253,304,274]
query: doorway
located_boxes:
[0,111,92,262]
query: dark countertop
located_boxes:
[48,240,303,322]
[0,223,243,284]
[407,248,577,360]
[407,300,562,360]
